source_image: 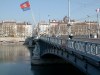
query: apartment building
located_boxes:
[0,20,32,37]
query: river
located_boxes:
[0,45,85,75]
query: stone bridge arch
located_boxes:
[30,38,100,75]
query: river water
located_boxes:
[0,45,85,75]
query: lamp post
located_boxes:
[48,15,50,36]
[97,12,99,38]
[68,0,70,23]
[96,8,100,38]
[68,0,72,39]
[87,15,91,38]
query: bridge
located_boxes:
[29,36,100,75]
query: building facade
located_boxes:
[34,16,98,38]
[0,20,32,38]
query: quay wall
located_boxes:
[0,37,26,42]
[0,37,26,45]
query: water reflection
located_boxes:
[0,45,85,75]
[0,45,30,63]
[0,45,34,75]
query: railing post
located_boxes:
[84,42,87,54]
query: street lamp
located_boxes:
[97,12,99,38]
[67,0,72,39]
[48,15,50,37]
[68,0,70,23]
[87,15,91,38]
[96,8,100,38]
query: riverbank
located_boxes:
[0,37,27,45]
[0,41,25,45]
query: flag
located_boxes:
[96,8,100,13]
[20,1,30,11]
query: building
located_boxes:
[0,20,32,38]
[36,21,49,36]
[34,16,98,38]
[71,21,98,38]
[48,17,98,38]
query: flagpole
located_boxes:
[27,0,37,37]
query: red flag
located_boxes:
[20,1,30,11]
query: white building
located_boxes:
[38,21,49,35]
[0,20,32,38]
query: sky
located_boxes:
[0,0,100,26]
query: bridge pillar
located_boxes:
[32,43,40,59]
[31,42,42,65]
[31,40,67,66]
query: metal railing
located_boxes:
[67,40,100,55]
[40,36,100,56]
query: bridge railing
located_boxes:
[40,36,66,46]
[40,36,100,56]
[67,40,100,56]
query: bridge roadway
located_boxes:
[31,36,100,75]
